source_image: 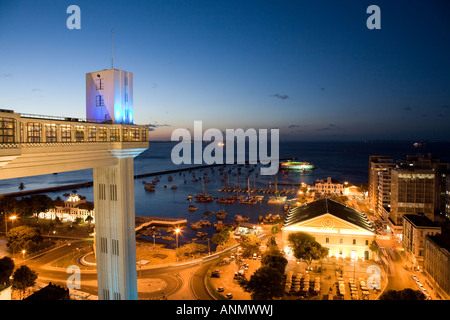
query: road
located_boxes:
[16,238,217,300]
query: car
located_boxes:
[211,270,221,278]
[226,293,233,299]
[258,255,261,260]
[217,287,224,292]
[253,253,257,260]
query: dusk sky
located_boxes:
[1,0,450,141]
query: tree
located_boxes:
[177,242,207,259]
[270,225,280,234]
[261,251,288,275]
[12,265,38,299]
[240,234,261,258]
[85,215,94,225]
[287,232,329,267]
[369,240,379,253]
[6,225,44,254]
[379,289,425,300]
[0,256,15,286]
[211,229,230,246]
[241,266,284,300]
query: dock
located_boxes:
[135,216,187,232]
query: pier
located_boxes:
[135,216,188,232]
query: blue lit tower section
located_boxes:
[86,69,134,124]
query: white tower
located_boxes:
[86,69,134,124]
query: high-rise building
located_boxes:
[86,69,134,124]
[368,155,395,217]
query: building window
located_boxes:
[75,126,85,142]
[100,237,108,254]
[61,125,71,142]
[110,128,120,142]
[96,78,104,90]
[45,124,57,142]
[365,240,369,246]
[96,95,104,107]
[88,127,97,142]
[0,117,15,143]
[124,93,128,103]
[122,128,129,142]
[131,128,140,141]
[353,239,356,245]
[27,122,42,143]
[339,249,343,255]
[326,237,329,244]
[340,238,343,244]
[141,128,147,142]
[98,127,107,141]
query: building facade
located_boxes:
[314,177,344,196]
[402,214,441,270]
[424,233,450,297]
[37,193,95,223]
[368,155,395,216]
[282,198,376,261]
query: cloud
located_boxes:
[270,94,289,100]
[288,124,300,129]
[319,85,325,91]
[147,122,171,128]
[32,88,42,92]
[0,73,12,78]
[316,124,338,131]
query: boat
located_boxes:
[216,209,227,220]
[186,195,193,201]
[203,211,214,216]
[190,221,202,230]
[280,160,315,171]
[144,183,155,192]
[196,231,208,238]
[188,205,198,212]
[195,177,214,202]
[267,176,287,204]
[234,215,249,222]
[171,185,177,189]
[168,176,173,181]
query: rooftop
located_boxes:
[283,198,374,232]
[426,233,450,253]
[403,214,441,228]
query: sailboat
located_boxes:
[195,176,214,202]
[268,175,287,204]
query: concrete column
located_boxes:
[93,156,138,300]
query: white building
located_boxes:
[315,177,344,195]
[37,194,95,223]
[282,198,376,261]
[86,68,134,124]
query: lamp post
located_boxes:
[22,249,26,263]
[175,228,180,262]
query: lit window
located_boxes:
[96,95,104,107]
[95,78,104,90]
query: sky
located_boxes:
[0,0,450,141]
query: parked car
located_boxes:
[226,293,233,299]
[217,287,224,292]
[211,270,221,278]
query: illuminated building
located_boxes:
[36,193,95,223]
[282,198,376,260]
[367,155,395,219]
[424,233,450,297]
[314,177,344,196]
[402,214,441,270]
[0,66,149,300]
[86,68,134,124]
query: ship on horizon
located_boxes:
[279,160,315,171]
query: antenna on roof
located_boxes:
[111,29,114,69]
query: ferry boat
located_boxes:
[280,160,315,171]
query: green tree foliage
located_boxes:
[177,242,207,259]
[287,232,329,267]
[379,289,425,300]
[6,225,44,254]
[240,234,261,258]
[241,266,284,300]
[211,229,230,246]
[12,265,38,299]
[369,240,379,253]
[261,250,288,275]
[0,256,15,286]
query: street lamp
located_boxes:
[10,215,17,228]
[22,249,26,262]
[175,228,180,262]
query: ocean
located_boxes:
[1,140,450,247]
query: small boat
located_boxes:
[186,195,193,200]
[280,160,315,171]
[188,205,198,212]
[215,209,227,220]
[234,215,249,222]
[196,231,208,238]
[190,222,202,230]
[171,185,178,189]
[168,176,173,181]
[144,183,155,192]
[204,211,214,216]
